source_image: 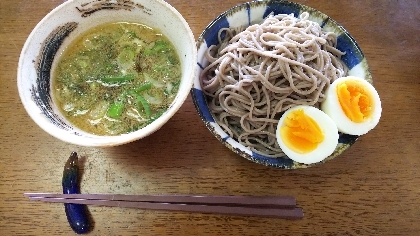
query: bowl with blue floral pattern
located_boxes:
[191,0,371,169]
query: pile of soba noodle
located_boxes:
[200,12,347,157]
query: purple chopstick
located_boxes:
[24,193,304,219]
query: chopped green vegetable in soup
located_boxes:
[53,22,181,135]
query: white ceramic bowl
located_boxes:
[18,0,196,146]
[191,0,371,169]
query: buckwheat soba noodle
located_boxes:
[200,12,348,157]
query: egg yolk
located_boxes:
[280,109,324,154]
[337,80,373,123]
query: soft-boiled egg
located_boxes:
[321,76,382,135]
[276,105,339,164]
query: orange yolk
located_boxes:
[336,80,373,123]
[280,109,324,154]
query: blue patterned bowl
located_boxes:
[191,0,371,169]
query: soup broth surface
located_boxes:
[53,22,181,135]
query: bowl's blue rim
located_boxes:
[192,0,368,169]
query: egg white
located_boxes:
[321,76,382,135]
[276,105,339,165]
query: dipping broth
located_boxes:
[53,22,181,135]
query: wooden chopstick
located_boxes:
[24,193,304,219]
[24,193,296,208]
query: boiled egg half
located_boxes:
[321,76,382,135]
[276,105,339,164]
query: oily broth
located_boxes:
[52,22,181,135]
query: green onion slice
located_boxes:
[99,74,135,83]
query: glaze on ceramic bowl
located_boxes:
[191,0,371,169]
[18,0,196,146]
